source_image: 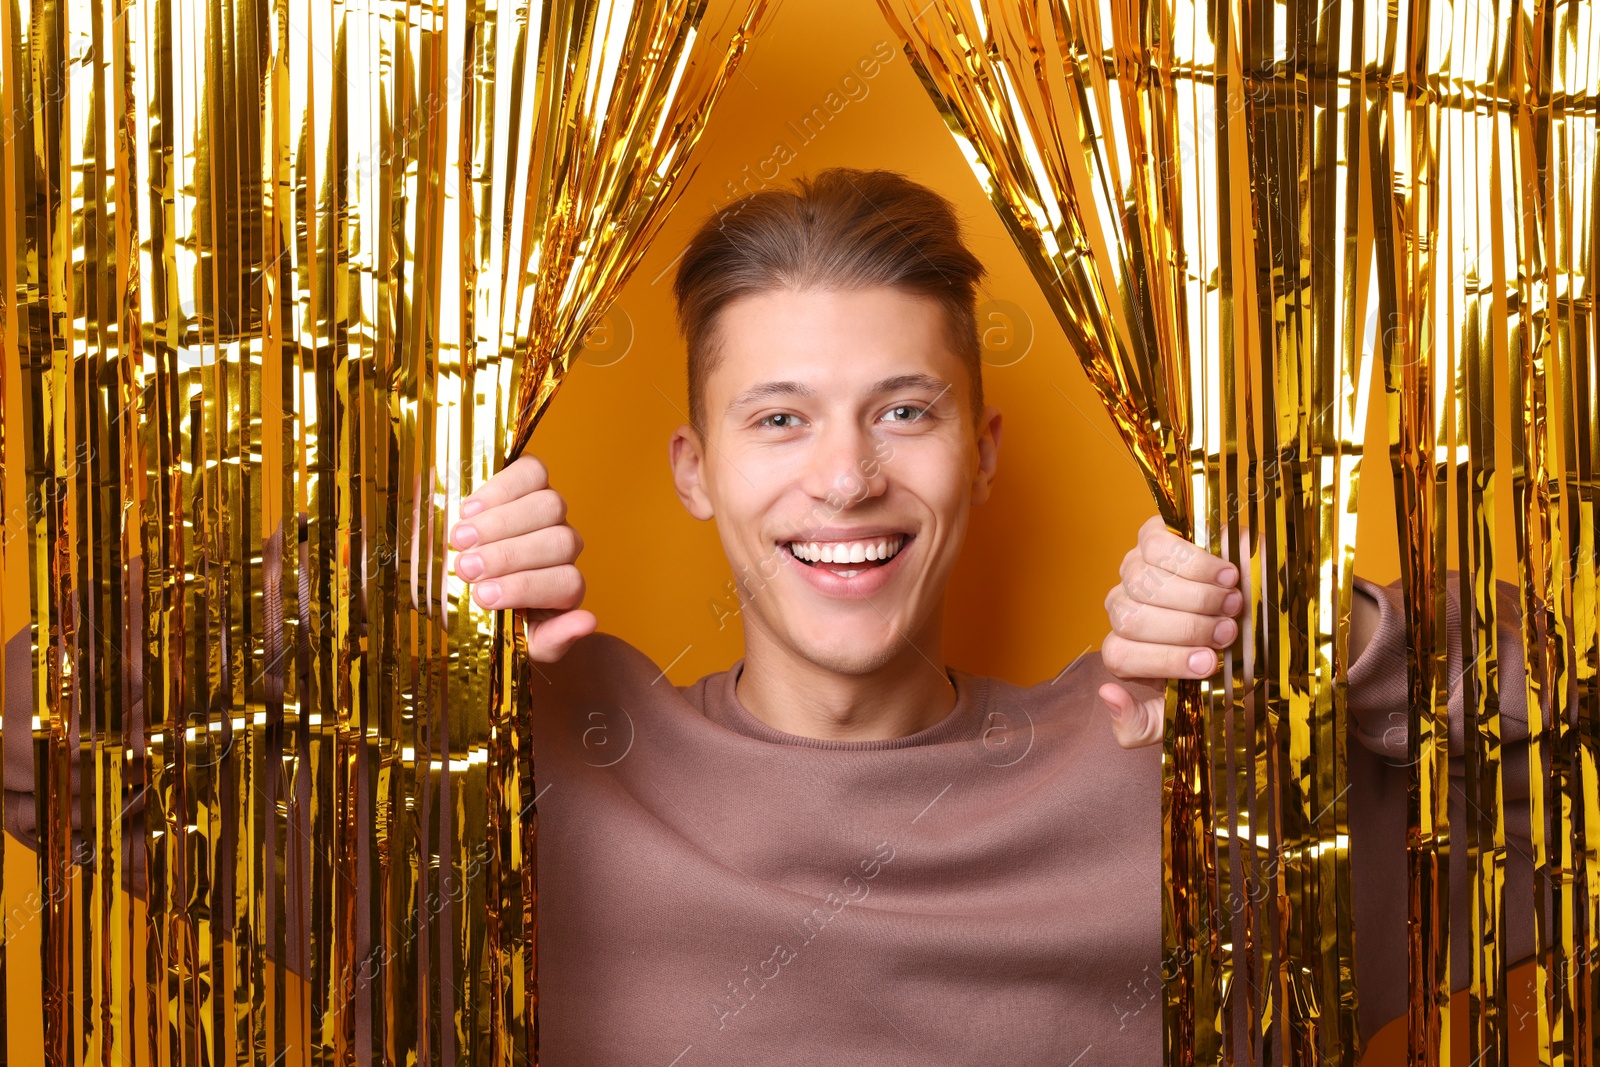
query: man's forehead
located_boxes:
[715,287,949,344]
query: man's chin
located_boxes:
[782,621,910,678]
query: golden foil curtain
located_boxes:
[1498,5,1600,1064]
[0,1,768,1064]
[879,0,1599,1064]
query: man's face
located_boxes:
[669,286,1002,676]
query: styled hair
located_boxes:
[672,167,987,436]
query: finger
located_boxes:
[524,609,598,663]
[451,489,572,550]
[1118,563,1244,617]
[460,455,551,518]
[1106,590,1239,647]
[1099,682,1165,748]
[1138,518,1239,585]
[469,563,585,613]
[455,525,582,582]
[1101,632,1222,681]
[1120,545,1142,579]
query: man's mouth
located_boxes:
[784,534,910,578]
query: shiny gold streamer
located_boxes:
[1505,4,1600,1064]
[0,1,769,1064]
[1367,5,1454,1057]
[881,0,1600,1064]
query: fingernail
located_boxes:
[1188,649,1215,674]
[1213,618,1236,645]
[457,553,483,580]
[1217,565,1238,586]
[461,498,485,519]
[475,580,501,607]
[452,523,479,549]
[1223,590,1243,615]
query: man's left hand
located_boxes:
[1099,516,1245,748]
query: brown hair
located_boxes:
[672,167,987,436]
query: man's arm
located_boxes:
[2,453,594,893]
[1341,573,1546,1043]
[1100,516,1554,1043]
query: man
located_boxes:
[450,168,1540,1063]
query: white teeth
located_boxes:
[786,535,906,566]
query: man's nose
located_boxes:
[801,421,887,506]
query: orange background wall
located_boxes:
[0,0,1540,1061]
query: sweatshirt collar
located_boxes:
[701,659,988,750]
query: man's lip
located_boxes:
[776,527,915,543]
[782,528,915,597]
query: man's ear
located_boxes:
[970,404,1003,505]
[668,424,716,520]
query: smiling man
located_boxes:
[448,169,1544,1064]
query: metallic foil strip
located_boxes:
[1244,4,1368,1062]
[1439,5,1514,1061]
[1520,7,1600,1064]
[1367,5,1456,1061]
[0,7,8,1026]
[1505,4,1592,1061]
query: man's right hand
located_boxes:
[449,454,597,663]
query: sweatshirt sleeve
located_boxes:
[1344,572,1551,1049]
[4,623,149,895]
[3,626,40,847]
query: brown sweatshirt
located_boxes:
[2,575,1545,1062]
[528,575,1540,1065]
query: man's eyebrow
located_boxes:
[727,380,815,412]
[870,372,952,397]
[726,373,953,414]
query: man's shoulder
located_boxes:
[961,650,1163,762]
[532,630,727,712]
[971,648,1145,716]
[533,630,664,702]
[547,630,672,681]
[549,628,649,670]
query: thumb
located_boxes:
[1099,682,1165,748]
[522,609,598,663]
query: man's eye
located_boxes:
[884,405,930,422]
[757,413,802,429]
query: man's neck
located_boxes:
[733,626,958,742]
